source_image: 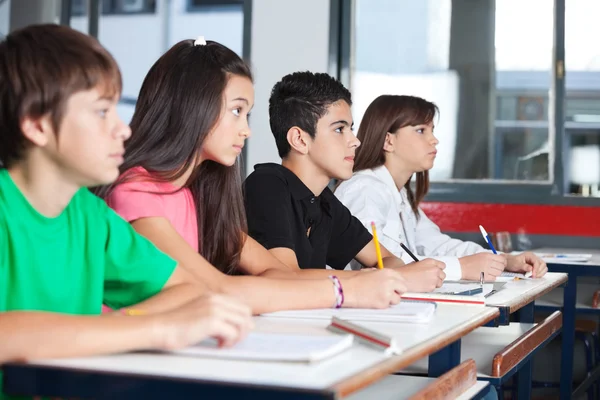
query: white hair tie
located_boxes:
[194,36,207,46]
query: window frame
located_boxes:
[335,0,600,206]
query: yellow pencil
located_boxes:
[371,221,384,269]
[121,308,146,316]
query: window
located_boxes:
[71,0,245,125]
[352,0,554,182]
[565,0,600,196]
[71,0,156,17]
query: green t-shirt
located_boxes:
[0,169,177,399]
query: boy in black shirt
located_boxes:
[244,71,446,292]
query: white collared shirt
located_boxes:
[335,165,487,280]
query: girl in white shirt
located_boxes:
[336,95,547,281]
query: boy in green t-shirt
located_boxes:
[0,24,252,398]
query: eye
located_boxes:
[335,126,344,134]
[97,109,109,118]
[416,128,425,134]
[246,112,251,121]
[232,107,242,117]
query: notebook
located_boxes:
[497,271,533,281]
[261,300,437,323]
[510,251,592,263]
[328,317,401,355]
[401,283,494,306]
[170,332,354,363]
[537,253,592,263]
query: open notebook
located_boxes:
[401,283,494,305]
[170,332,354,363]
[498,271,533,281]
[261,300,437,323]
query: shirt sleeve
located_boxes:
[326,191,372,270]
[415,209,488,257]
[107,180,166,222]
[102,206,177,309]
[243,172,296,251]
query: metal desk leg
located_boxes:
[515,301,534,399]
[428,339,461,377]
[514,358,533,400]
[517,302,535,323]
[561,274,577,400]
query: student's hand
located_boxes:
[504,252,548,278]
[344,269,407,308]
[155,294,253,350]
[459,253,506,282]
[395,259,446,292]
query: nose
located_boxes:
[431,134,439,146]
[113,118,131,141]
[349,135,361,149]
[242,127,252,139]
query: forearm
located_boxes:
[382,256,405,269]
[0,312,159,364]
[258,267,361,280]
[218,275,337,314]
[130,283,205,314]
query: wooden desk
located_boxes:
[401,312,562,400]
[533,248,600,400]
[486,272,568,324]
[3,306,499,399]
[346,360,492,400]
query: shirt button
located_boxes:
[310,197,315,204]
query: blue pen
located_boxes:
[479,225,497,254]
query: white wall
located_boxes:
[8,0,59,31]
[168,0,242,55]
[71,0,243,123]
[246,0,331,174]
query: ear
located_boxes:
[382,132,395,153]
[20,114,54,147]
[286,126,309,155]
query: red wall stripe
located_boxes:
[420,202,600,237]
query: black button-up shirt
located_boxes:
[244,163,372,270]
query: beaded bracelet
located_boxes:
[328,275,344,309]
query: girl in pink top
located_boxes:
[98,38,408,314]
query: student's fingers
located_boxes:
[198,296,254,334]
[389,287,402,305]
[487,264,503,276]
[438,269,447,281]
[392,278,408,295]
[209,319,246,348]
[538,265,548,278]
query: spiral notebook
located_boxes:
[170,331,354,363]
[261,300,437,323]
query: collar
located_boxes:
[363,165,406,207]
[254,163,332,216]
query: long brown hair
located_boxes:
[97,40,252,274]
[353,95,438,217]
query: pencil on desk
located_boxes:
[371,221,384,269]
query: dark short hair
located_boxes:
[269,71,352,158]
[0,24,121,168]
